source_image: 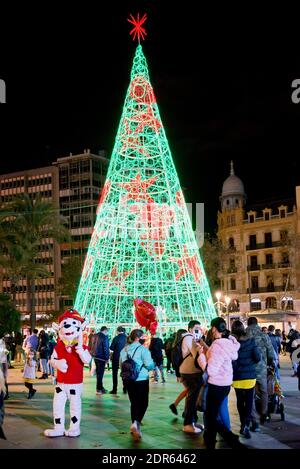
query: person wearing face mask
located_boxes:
[120,329,154,441]
[179,320,204,434]
[197,317,246,449]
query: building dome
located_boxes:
[221,161,245,196]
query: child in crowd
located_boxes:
[23,346,37,399]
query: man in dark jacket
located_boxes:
[268,325,281,380]
[109,326,127,394]
[246,317,275,431]
[164,334,175,374]
[91,326,110,394]
[149,333,165,383]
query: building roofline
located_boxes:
[53,151,109,165]
[0,165,56,179]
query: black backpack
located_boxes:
[171,334,201,377]
[121,346,143,383]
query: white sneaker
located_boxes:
[130,421,141,441]
[194,423,204,431]
[182,424,202,434]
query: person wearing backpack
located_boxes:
[169,329,188,415]
[179,320,204,434]
[120,329,154,441]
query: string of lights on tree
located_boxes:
[74,14,215,331]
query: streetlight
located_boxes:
[215,291,222,315]
[213,291,231,329]
[225,296,231,329]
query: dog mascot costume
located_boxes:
[44,308,91,437]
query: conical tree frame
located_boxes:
[74,45,215,332]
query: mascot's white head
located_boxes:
[53,309,86,346]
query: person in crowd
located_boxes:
[47,333,56,383]
[268,325,281,380]
[197,317,245,449]
[91,326,110,394]
[291,335,300,377]
[0,367,6,439]
[109,326,127,394]
[286,329,299,356]
[23,328,39,351]
[120,329,154,441]
[179,320,204,434]
[14,332,24,365]
[3,334,14,368]
[169,329,188,415]
[261,327,268,335]
[88,328,95,371]
[38,330,49,379]
[246,317,275,430]
[199,328,231,432]
[231,320,261,439]
[164,333,175,374]
[23,346,37,399]
[0,339,9,400]
[281,331,287,355]
[149,332,165,384]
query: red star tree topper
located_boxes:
[127,13,147,43]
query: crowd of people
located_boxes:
[0,317,300,447]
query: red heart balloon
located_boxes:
[134,298,157,331]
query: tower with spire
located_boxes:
[220,161,246,212]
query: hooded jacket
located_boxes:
[232,336,261,381]
[198,335,240,386]
[246,324,275,381]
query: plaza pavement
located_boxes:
[1,354,300,450]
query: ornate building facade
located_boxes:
[217,162,300,330]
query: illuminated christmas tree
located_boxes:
[74,14,215,331]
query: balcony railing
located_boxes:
[277,262,290,268]
[227,267,237,273]
[247,285,295,294]
[246,241,283,250]
[247,265,261,271]
[261,263,276,270]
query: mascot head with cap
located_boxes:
[54,308,87,352]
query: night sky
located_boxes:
[1,1,300,233]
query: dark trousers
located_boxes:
[205,383,232,448]
[166,353,172,371]
[126,379,149,424]
[251,377,268,421]
[95,359,106,391]
[25,382,33,393]
[112,361,119,391]
[181,373,203,426]
[235,387,255,428]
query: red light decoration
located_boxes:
[127,13,147,43]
